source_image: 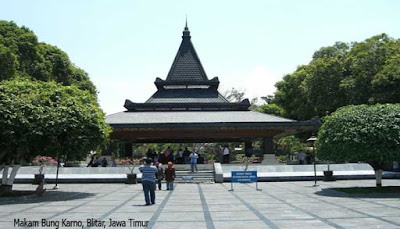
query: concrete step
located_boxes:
[175,180,215,183]
[175,170,214,173]
[176,175,214,179]
[175,172,214,176]
[175,172,214,183]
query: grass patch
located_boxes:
[332,186,400,194]
[0,190,36,198]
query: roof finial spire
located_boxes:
[182,15,190,38]
[184,15,189,31]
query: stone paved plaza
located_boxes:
[1,180,400,229]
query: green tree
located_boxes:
[0,79,111,192]
[370,55,400,103]
[274,34,400,120]
[274,66,311,119]
[342,34,400,105]
[316,104,400,187]
[277,136,305,159]
[38,43,96,94]
[257,103,285,116]
[0,20,96,95]
[0,44,18,80]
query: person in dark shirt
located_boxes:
[101,158,108,167]
[164,162,176,190]
[155,162,164,191]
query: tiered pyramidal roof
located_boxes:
[165,21,208,82]
[124,22,250,111]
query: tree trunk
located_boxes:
[1,165,9,185]
[6,165,21,186]
[1,164,21,191]
[0,165,12,194]
[375,169,383,187]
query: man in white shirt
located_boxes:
[223,146,230,164]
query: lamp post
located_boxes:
[307,136,318,187]
[53,155,60,189]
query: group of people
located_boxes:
[146,147,205,165]
[138,158,176,205]
[87,156,109,167]
[138,146,204,205]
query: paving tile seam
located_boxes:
[160,210,204,212]
[83,190,143,229]
[197,184,215,229]
[268,182,400,227]
[244,183,345,229]
[145,184,176,229]
[3,184,109,219]
[98,193,143,220]
[289,181,400,211]
[324,216,392,220]
[220,183,279,229]
[19,185,131,229]
[342,195,400,211]
[291,183,400,214]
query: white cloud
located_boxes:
[242,66,280,101]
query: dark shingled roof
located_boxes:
[124,23,249,111]
[165,24,208,82]
[146,88,228,103]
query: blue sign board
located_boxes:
[231,171,257,183]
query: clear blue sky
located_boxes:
[1,0,399,114]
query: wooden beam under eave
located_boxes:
[110,128,284,142]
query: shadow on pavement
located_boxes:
[315,188,400,199]
[0,190,96,205]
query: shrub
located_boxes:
[317,104,400,187]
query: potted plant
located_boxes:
[32,156,58,184]
[236,155,257,171]
[115,158,139,184]
[323,161,335,181]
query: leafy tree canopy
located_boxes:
[316,104,400,169]
[273,34,400,120]
[257,103,285,117]
[0,79,111,165]
[0,20,96,94]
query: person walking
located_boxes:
[297,151,306,165]
[138,158,157,205]
[177,149,184,164]
[87,156,94,167]
[189,151,199,173]
[164,162,176,190]
[223,145,230,164]
[155,162,164,190]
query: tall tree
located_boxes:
[370,54,400,103]
[0,20,96,95]
[274,66,311,119]
[273,34,400,120]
